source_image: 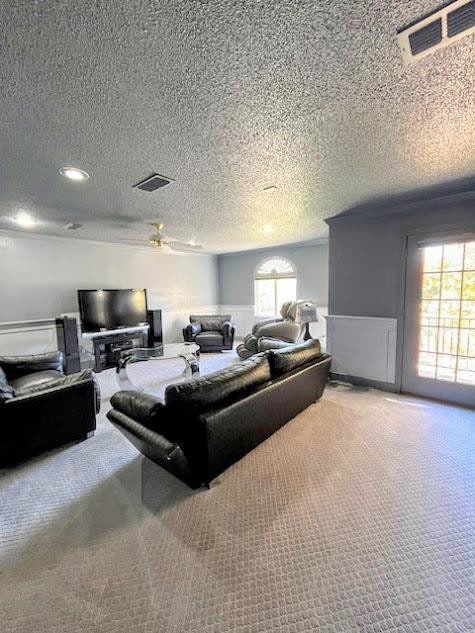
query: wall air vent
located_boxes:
[398,0,475,64]
[133,173,173,192]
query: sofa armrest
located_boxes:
[183,322,202,342]
[1,375,97,466]
[106,409,200,488]
[110,390,164,427]
[251,318,283,336]
[2,375,97,432]
[221,320,235,346]
[0,351,64,380]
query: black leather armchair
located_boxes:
[183,314,235,352]
[0,351,100,466]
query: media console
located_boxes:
[80,310,163,373]
[84,328,149,373]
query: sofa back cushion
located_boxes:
[268,339,322,377]
[190,314,231,332]
[165,353,271,412]
[0,367,14,402]
[0,351,63,380]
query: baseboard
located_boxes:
[329,372,399,393]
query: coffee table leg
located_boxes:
[180,353,200,378]
[116,357,143,392]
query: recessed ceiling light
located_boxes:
[263,225,273,234]
[14,211,36,228]
[189,239,196,246]
[263,185,277,192]
[59,166,90,181]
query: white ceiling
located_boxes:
[1,1,474,253]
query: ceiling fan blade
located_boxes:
[116,238,150,244]
[167,240,203,252]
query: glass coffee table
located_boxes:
[116,342,200,393]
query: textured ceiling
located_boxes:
[0,0,474,253]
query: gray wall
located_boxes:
[218,241,329,306]
[0,232,218,322]
[327,195,475,386]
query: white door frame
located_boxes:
[401,232,475,407]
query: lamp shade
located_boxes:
[296,303,318,324]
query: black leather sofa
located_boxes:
[0,351,100,466]
[107,339,331,488]
[183,314,235,352]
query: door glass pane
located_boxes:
[463,242,475,270]
[420,300,439,326]
[460,302,475,329]
[462,271,475,300]
[417,241,475,385]
[442,243,464,271]
[441,272,462,299]
[423,246,443,272]
[422,274,441,299]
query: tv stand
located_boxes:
[88,329,148,373]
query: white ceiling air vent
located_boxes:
[133,173,174,192]
[398,0,475,64]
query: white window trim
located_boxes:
[254,257,297,317]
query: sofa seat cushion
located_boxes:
[0,367,14,402]
[165,353,271,412]
[195,332,224,347]
[10,370,66,397]
[268,339,322,377]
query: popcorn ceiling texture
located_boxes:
[0,1,474,252]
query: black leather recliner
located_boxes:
[0,351,100,466]
[107,339,331,488]
[183,314,235,352]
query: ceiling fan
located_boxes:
[122,222,203,253]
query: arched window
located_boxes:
[254,257,297,316]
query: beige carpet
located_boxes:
[1,353,474,633]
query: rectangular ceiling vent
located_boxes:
[133,173,174,192]
[398,0,475,64]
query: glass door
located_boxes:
[402,236,475,407]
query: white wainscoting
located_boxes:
[0,305,329,356]
[220,305,328,342]
[219,305,256,339]
[326,315,397,383]
[0,319,58,355]
[0,305,221,357]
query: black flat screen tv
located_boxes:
[77,289,148,333]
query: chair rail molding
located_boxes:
[0,319,58,355]
[0,305,221,356]
[326,315,397,383]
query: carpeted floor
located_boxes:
[0,352,474,633]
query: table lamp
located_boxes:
[296,303,318,341]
